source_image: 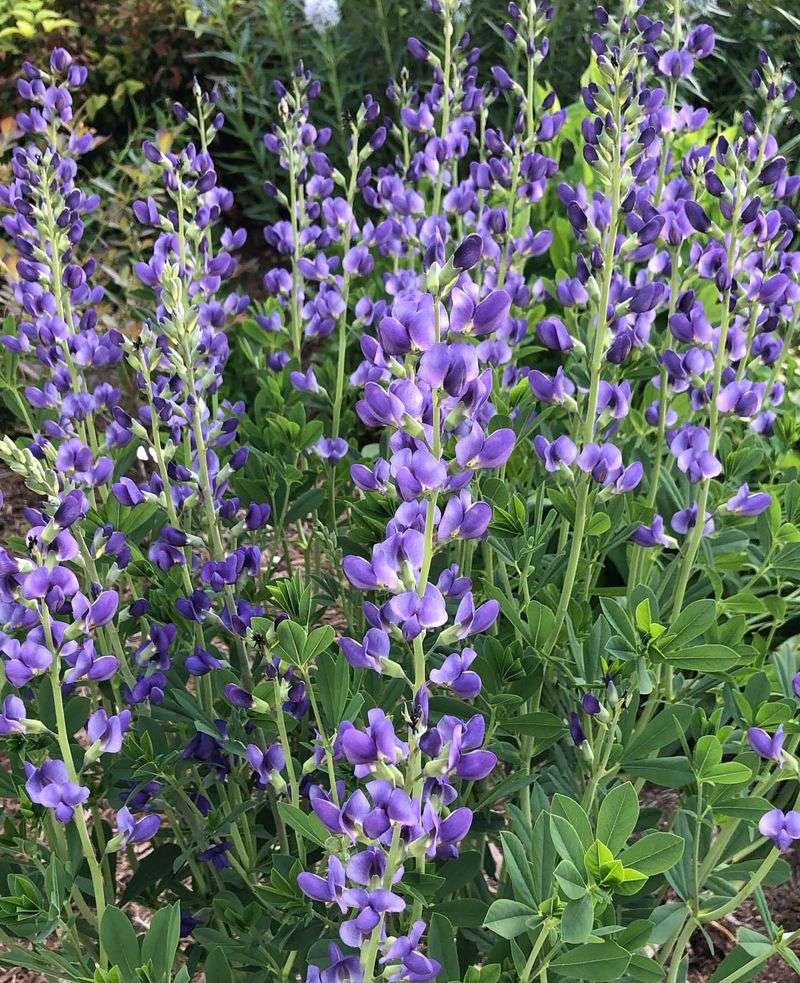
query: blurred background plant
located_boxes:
[1,0,798,221]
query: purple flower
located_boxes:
[86,708,132,755]
[658,49,694,79]
[246,742,285,788]
[537,316,574,351]
[71,590,119,631]
[185,646,222,675]
[421,802,473,860]
[339,628,391,674]
[727,484,772,517]
[442,592,500,643]
[529,367,575,405]
[420,713,496,782]
[449,286,510,337]
[686,24,715,58]
[291,367,321,393]
[383,585,448,641]
[671,503,715,536]
[313,437,349,462]
[198,842,232,870]
[748,725,785,762]
[534,435,578,473]
[381,920,441,982]
[581,693,602,715]
[759,809,800,852]
[114,806,161,847]
[298,855,348,912]
[455,425,516,470]
[453,234,483,271]
[437,493,491,541]
[339,886,405,947]
[670,426,721,483]
[429,648,481,699]
[0,694,28,735]
[307,944,364,983]
[24,759,89,823]
[341,709,408,778]
[633,512,678,549]
[1,638,52,687]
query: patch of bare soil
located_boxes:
[0,468,37,543]
[687,873,800,982]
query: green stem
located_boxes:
[666,918,696,983]
[698,848,779,923]
[669,201,741,623]
[521,920,553,983]
[41,607,107,965]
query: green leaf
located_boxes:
[275,619,308,666]
[625,953,664,983]
[623,756,694,788]
[317,648,350,729]
[550,941,631,980]
[586,512,611,536]
[204,947,232,983]
[100,907,139,982]
[141,902,180,982]
[561,895,594,944]
[712,795,774,822]
[483,899,539,939]
[620,832,684,875]
[600,598,639,649]
[428,912,460,983]
[500,832,537,907]
[662,599,717,650]
[500,712,565,739]
[596,782,639,856]
[662,644,739,672]
[622,704,694,761]
[554,859,587,900]
[584,840,617,882]
[693,735,723,779]
[704,761,752,785]
[635,597,652,633]
[549,813,586,870]
[277,802,330,848]
[614,866,649,896]
[436,898,488,929]
[551,795,593,850]
[304,625,336,662]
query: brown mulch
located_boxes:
[688,876,800,982]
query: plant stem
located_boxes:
[41,607,107,965]
[521,920,553,983]
[669,200,741,622]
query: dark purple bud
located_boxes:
[453,234,483,271]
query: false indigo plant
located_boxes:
[0,1,799,981]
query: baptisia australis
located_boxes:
[0,0,799,978]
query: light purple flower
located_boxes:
[759,809,800,852]
[86,708,132,754]
[748,724,785,762]
[726,484,772,517]
[24,759,89,823]
[115,806,161,846]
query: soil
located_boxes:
[688,876,800,982]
